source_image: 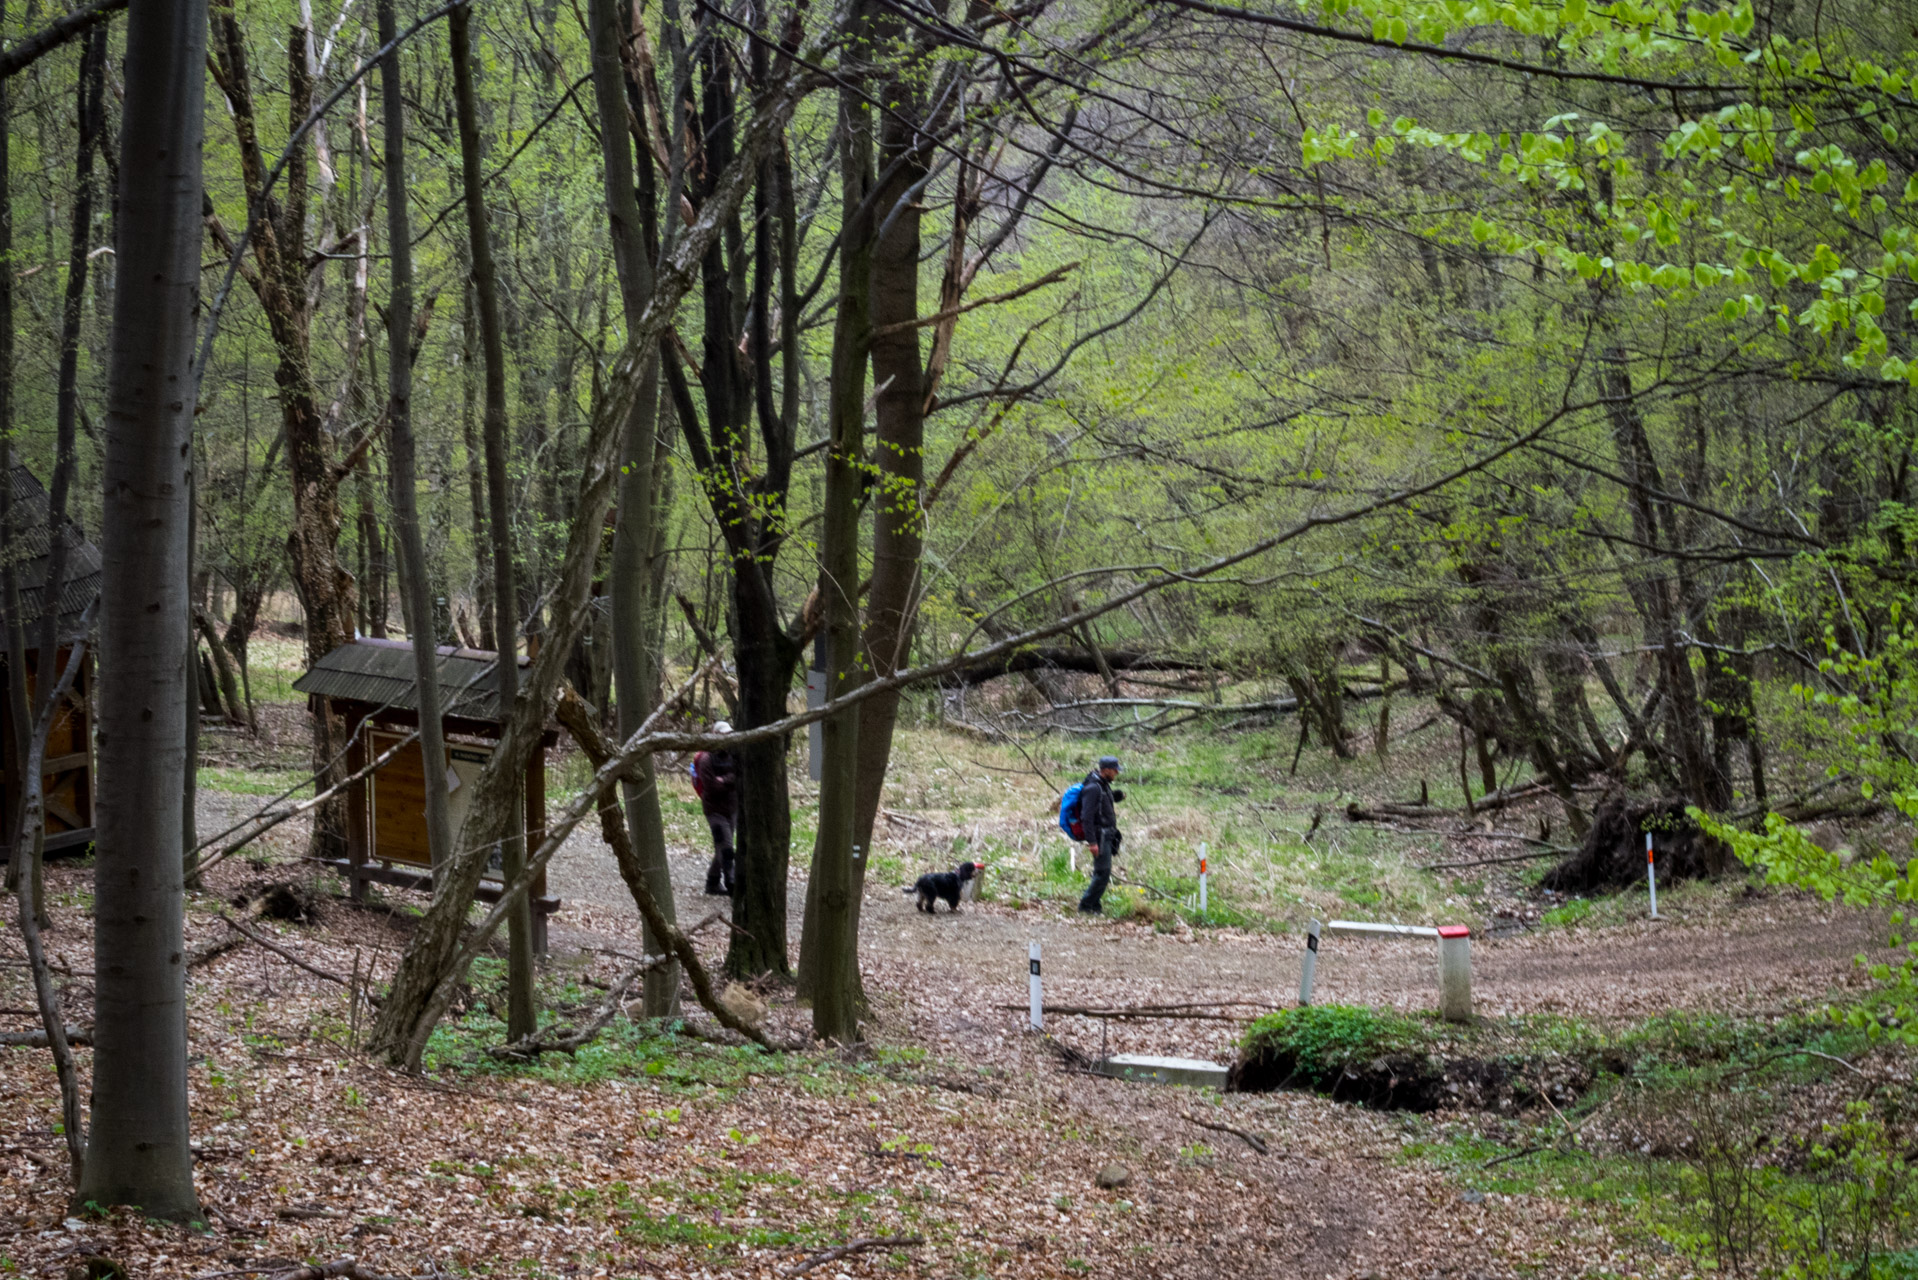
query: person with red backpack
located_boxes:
[690,722,741,896]
[1073,755,1122,915]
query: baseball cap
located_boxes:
[1098,755,1120,771]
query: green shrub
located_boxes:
[1239,1005,1429,1088]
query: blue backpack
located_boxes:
[1057,782,1086,840]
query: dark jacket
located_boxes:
[694,749,741,818]
[1077,770,1118,847]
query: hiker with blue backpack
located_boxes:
[1059,755,1124,915]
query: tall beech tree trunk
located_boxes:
[816,48,930,1005]
[807,73,875,1041]
[591,0,678,1016]
[380,0,454,875]
[76,0,206,1217]
[447,2,535,1041]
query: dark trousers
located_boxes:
[1079,829,1117,912]
[704,813,736,894]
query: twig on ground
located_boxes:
[1426,847,1574,870]
[262,1261,413,1280]
[219,913,352,987]
[782,1236,923,1277]
[1182,1111,1268,1154]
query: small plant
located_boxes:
[1541,898,1592,929]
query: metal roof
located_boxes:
[0,465,102,642]
[291,638,525,723]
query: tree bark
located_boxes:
[825,35,931,1000]
[806,70,875,1041]
[76,0,205,1217]
[379,0,454,877]
[447,3,534,1041]
[592,0,678,1017]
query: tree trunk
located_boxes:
[445,2,534,1042]
[806,72,875,1042]
[459,282,494,651]
[829,43,929,999]
[76,0,205,1216]
[379,0,455,876]
[591,0,677,1017]
[209,16,357,862]
[193,609,247,726]
[1598,342,1727,809]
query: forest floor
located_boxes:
[1,699,1910,1279]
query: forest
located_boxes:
[2,0,1917,1273]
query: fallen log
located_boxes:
[0,1023,90,1047]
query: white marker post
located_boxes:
[1298,919,1321,1006]
[1437,925,1473,1022]
[1646,831,1660,919]
[1028,941,1044,1031]
[1197,843,1209,915]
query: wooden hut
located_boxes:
[0,465,99,861]
[292,638,560,951]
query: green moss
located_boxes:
[1240,1005,1432,1087]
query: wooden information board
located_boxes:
[367,730,499,868]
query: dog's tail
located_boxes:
[901,885,915,895]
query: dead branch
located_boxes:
[783,1236,924,1278]
[871,261,1077,335]
[995,1003,1255,1023]
[8,617,93,1183]
[187,932,247,969]
[219,913,352,988]
[545,680,782,1052]
[487,949,670,1059]
[0,1023,90,1047]
[263,1261,413,1280]
[1181,1111,1269,1155]
[1426,847,1575,870]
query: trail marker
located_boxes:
[1646,831,1660,919]
[1298,919,1321,1005]
[1028,940,1044,1031]
[1197,843,1209,914]
[1437,925,1473,1021]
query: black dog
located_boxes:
[906,861,978,913]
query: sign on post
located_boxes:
[1298,919,1321,1006]
[1028,941,1043,1031]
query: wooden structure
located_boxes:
[292,638,560,951]
[0,465,99,861]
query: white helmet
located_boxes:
[713,720,733,735]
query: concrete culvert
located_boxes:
[1539,793,1731,894]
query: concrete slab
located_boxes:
[1093,1053,1229,1089]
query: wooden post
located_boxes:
[1437,925,1472,1022]
[1298,919,1321,1006]
[344,718,369,903]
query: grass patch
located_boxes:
[198,765,311,799]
